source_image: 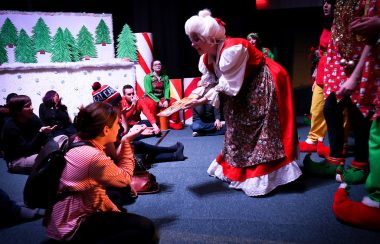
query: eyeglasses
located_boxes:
[153,63,161,66]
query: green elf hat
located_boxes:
[247,32,261,43]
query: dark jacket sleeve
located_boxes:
[2,115,48,161]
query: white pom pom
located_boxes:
[338,183,347,189]
[198,9,211,17]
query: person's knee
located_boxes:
[191,122,201,131]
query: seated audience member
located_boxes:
[39,90,76,137]
[191,103,225,137]
[0,93,17,156]
[1,95,56,174]
[92,82,187,164]
[0,188,42,227]
[143,59,183,130]
[44,102,157,243]
[121,84,161,137]
[0,93,17,129]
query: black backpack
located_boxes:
[23,138,92,209]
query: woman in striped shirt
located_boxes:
[44,102,157,243]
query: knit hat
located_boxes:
[92,82,122,106]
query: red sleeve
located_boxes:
[124,104,136,120]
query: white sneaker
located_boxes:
[192,132,199,137]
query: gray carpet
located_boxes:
[0,120,379,243]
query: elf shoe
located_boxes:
[333,183,380,230]
[169,121,183,130]
[299,141,317,153]
[336,161,369,184]
[303,154,343,177]
[317,141,330,158]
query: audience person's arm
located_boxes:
[5,116,54,157]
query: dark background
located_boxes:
[2,0,324,114]
[2,0,324,77]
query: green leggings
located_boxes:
[367,117,380,202]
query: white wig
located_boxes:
[184,9,226,43]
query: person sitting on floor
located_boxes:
[121,84,161,138]
[191,103,225,137]
[1,95,56,174]
[44,102,158,242]
[0,92,17,156]
[39,90,76,137]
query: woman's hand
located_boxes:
[337,76,358,96]
[122,124,147,142]
[39,125,57,133]
[214,119,222,130]
[141,127,155,136]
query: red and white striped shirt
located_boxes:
[45,139,135,241]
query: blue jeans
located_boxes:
[190,120,225,136]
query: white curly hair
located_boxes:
[184,9,226,44]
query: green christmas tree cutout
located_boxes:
[116,23,138,62]
[32,17,52,54]
[95,19,111,46]
[0,34,8,64]
[77,25,97,60]
[64,28,80,62]
[15,29,36,63]
[1,18,18,48]
[51,27,71,62]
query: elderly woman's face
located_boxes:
[189,32,214,55]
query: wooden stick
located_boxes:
[155,130,171,146]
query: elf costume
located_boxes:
[304,0,380,184]
[143,72,182,130]
[332,0,380,230]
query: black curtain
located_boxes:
[2,0,322,80]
